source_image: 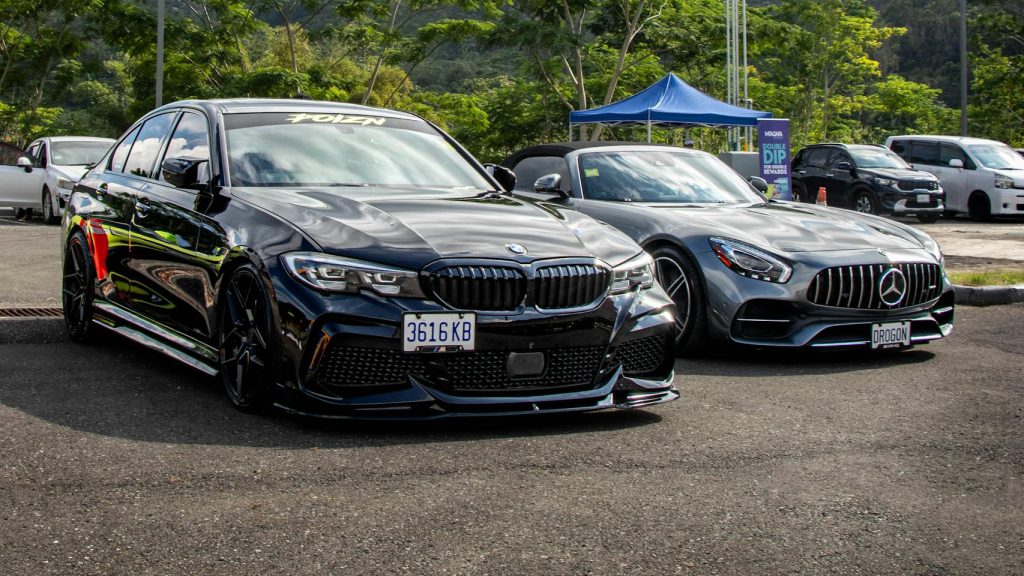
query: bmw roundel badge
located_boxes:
[505,243,527,255]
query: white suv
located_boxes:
[0,136,114,223]
[885,135,1024,220]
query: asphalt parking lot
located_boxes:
[1,210,1023,574]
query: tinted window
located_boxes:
[849,146,910,169]
[940,144,973,169]
[123,112,175,178]
[225,112,490,189]
[889,140,909,159]
[827,151,851,168]
[0,142,23,165]
[805,148,830,167]
[110,126,142,173]
[160,112,211,184]
[33,142,47,168]
[577,150,764,204]
[909,141,940,165]
[511,156,569,192]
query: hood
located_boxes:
[861,167,936,181]
[52,165,89,181]
[232,187,640,269]
[643,201,931,254]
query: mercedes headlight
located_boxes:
[709,237,792,283]
[610,252,655,294]
[282,252,426,297]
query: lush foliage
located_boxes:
[0,0,1019,158]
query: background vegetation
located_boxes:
[1,0,1021,161]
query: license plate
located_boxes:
[871,321,910,349]
[402,312,476,352]
[917,193,930,204]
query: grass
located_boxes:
[947,270,1024,286]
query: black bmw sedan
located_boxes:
[61,100,678,417]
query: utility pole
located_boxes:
[960,0,968,136]
[156,0,165,107]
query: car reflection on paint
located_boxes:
[61,100,678,418]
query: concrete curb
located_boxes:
[953,284,1024,306]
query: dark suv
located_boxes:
[792,144,944,222]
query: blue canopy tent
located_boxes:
[568,73,772,142]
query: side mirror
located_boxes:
[836,161,853,171]
[949,158,964,169]
[484,163,517,192]
[16,156,32,172]
[534,173,568,197]
[747,176,769,193]
[161,156,208,191]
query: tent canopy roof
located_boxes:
[569,73,771,128]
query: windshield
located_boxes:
[967,143,1024,170]
[50,141,112,166]
[224,112,492,189]
[848,147,910,169]
[577,150,765,204]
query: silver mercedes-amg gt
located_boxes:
[503,142,955,355]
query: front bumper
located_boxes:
[992,188,1024,215]
[697,248,955,349]
[883,190,944,215]
[268,260,678,418]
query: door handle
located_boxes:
[796,170,806,175]
[825,172,834,177]
[135,200,151,219]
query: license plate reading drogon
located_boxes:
[871,321,911,349]
[403,312,476,352]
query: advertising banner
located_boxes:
[757,118,792,200]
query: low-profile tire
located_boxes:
[650,245,707,356]
[218,265,276,412]
[62,230,95,342]
[41,187,59,225]
[916,213,940,223]
[968,191,992,221]
[852,189,879,214]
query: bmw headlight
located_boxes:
[709,237,792,283]
[282,252,426,297]
[610,252,655,294]
[876,177,897,188]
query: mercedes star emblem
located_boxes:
[505,243,527,255]
[878,268,907,306]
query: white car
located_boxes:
[0,136,115,223]
[885,135,1024,220]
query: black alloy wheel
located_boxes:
[218,265,275,411]
[42,188,58,225]
[62,230,94,341]
[651,245,706,356]
[968,191,992,221]
[852,190,878,214]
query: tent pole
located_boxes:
[568,123,573,142]
[647,121,652,143]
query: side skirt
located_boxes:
[92,301,219,376]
